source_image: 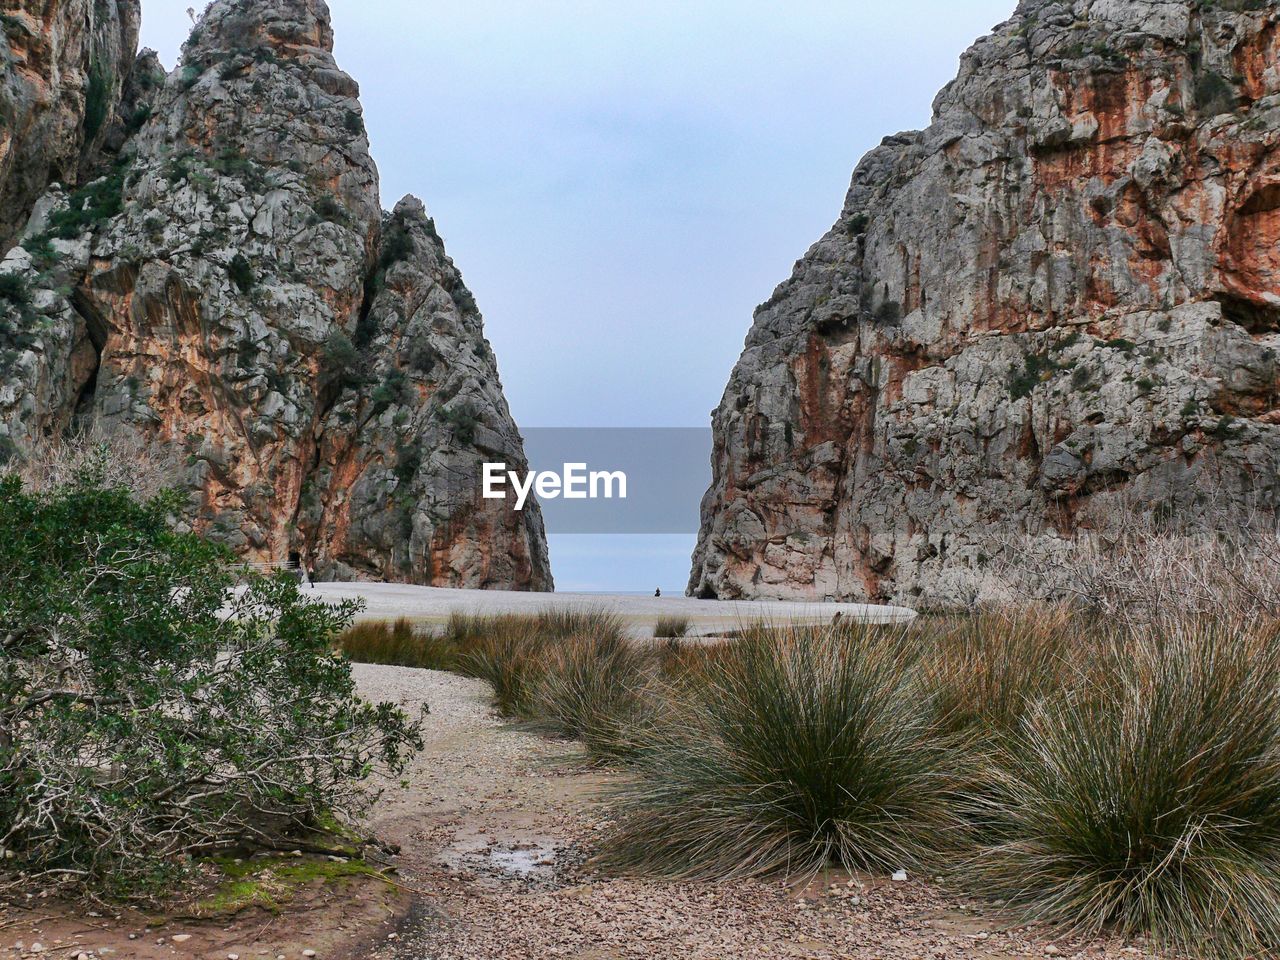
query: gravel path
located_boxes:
[316,584,916,638]
[352,664,1168,960]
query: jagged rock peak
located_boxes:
[301,192,554,589]
[690,0,1280,605]
[0,0,551,591]
[185,0,338,58]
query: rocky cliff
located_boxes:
[0,0,141,248]
[690,0,1280,605]
[0,0,551,590]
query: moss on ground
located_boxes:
[194,854,388,916]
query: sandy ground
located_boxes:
[353,664,1166,960]
[308,583,917,638]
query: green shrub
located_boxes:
[212,148,253,179]
[393,439,422,485]
[321,331,365,390]
[0,464,421,900]
[84,60,111,139]
[45,162,128,239]
[407,337,437,373]
[1195,71,1239,116]
[1009,349,1061,400]
[378,219,414,271]
[369,369,409,416]
[0,272,30,305]
[21,235,58,269]
[971,622,1280,959]
[228,253,255,293]
[599,623,962,879]
[313,193,346,223]
[124,103,152,134]
[439,401,480,444]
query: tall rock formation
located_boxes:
[690,0,1280,605]
[0,0,551,590]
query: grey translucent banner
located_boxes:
[486,428,712,534]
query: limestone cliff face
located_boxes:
[0,0,142,248]
[690,0,1280,605]
[300,197,551,588]
[0,0,552,590]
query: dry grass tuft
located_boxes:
[526,633,658,760]
[15,423,180,500]
[337,617,456,671]
[599,621,963,880]
[969,619,1280,959]
[915,605,1080,736]
[653,616,690,638]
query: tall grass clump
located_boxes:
[655,637,731,682]
[445,609,625,719]
[653,616,690,638]
[338,617,456,670]
[442,607,624,649]
[526,633,657,760]
[917,606,1081,736]
[452,623,548,718]
[971,621,1280,959]
[600,622,961,879]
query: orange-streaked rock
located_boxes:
[691,0,1280,605]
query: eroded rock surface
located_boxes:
[0,0,142,249]
[690,0,1280,605]
[0,0,551,589]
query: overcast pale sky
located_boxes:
[141,1,1015,592]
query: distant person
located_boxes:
[308,565,317,589]
[655,588,661,598]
